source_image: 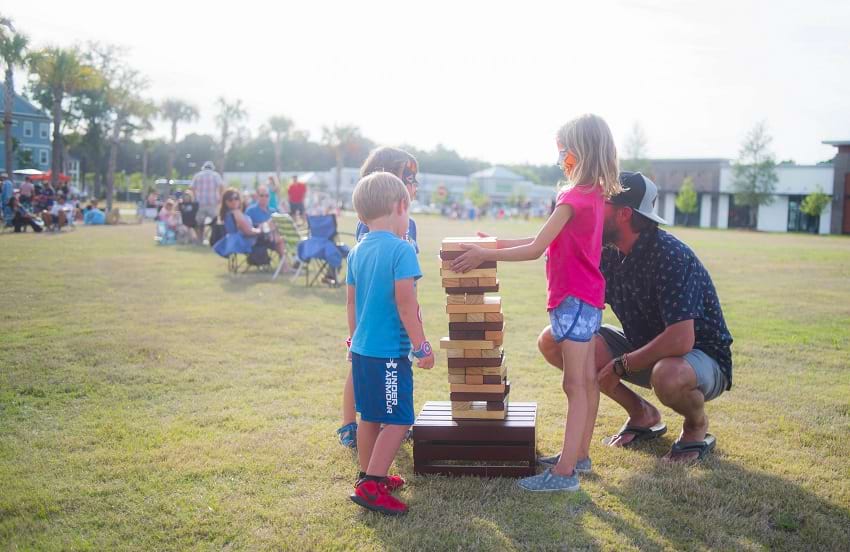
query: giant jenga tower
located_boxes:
[438,237,508,419]
[411,237,538,478]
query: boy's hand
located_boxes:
[450,243,485,273]
[417,351,434,370]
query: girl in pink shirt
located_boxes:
[451,114,623,492]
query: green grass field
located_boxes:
[1,216,849,551]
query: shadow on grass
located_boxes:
[357,447,850,551]
[597,457,850,551]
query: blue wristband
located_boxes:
[411,340,432,359]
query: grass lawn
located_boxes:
[1,215,849,551]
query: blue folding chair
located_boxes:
[296,215,352,287]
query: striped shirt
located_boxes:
[191,169,224,207]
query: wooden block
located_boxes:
[449,321,504,332]
[439,250,465,260]
[464,349,483,358]
[442,278,460,288]
[448,367,467,375]
[484,330,504,340]
[447,355,503,368]
[486,399,508,411]
[440,337,498,350]
[448,313,467,322]
[446,294,484,306]
[451,408,507,420]
[463,367,484,375]
[441,237,498,251]
[484,312,504,322]
[450,401,472,410]
[465,375,484,385]
[482,365,508,377]
[445,296,501,314]
[447,374,466,384]
[481,348,504,358]
[446,349,466,358]
[466,313,485,323]
[478,278,497,286]
[450,383,510,402]
[444,286,500,295]
[440,268,498,278]
[483,375,503,384]
[441,260,496,269]
[460,278,479,287]
[449,330,485,340]
[450,380,508,394]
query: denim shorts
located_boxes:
[549,296,603,343]
[597,325,727,401]
[351,352,414,425]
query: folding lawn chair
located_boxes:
[270,213,307,281]
[295,214,353,287]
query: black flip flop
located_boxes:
[667,433,716,461]
[602,421,667,447]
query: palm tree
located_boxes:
[214,98,246,174]
[159,98,198,179]
[140,138,157,180]
[267,115,293,181]
[29,47,100,188]
[0,28,28,174]
[322,124,360,204]
[104,69,153,211]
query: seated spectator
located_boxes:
[178,190,200,243]
[245,184,289,269]
[84,201,106,225]
[1,172,14,225]
[213,188,260,258]
[158,199,180,231]
[7,196,43,233]
[44,194,74,231]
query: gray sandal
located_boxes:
[602,421,667,446]
[668,433,716,461]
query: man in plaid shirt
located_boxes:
[191,161,224,243]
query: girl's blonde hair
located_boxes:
[360,146,418,178]
[556,114,623,199]
[352,172,410,222]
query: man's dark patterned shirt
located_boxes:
[601,228,733,389]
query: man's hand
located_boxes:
[598,359,621,394]
[450,243,486,273]
[416,351,434,370]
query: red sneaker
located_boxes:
[350,479,408,516]
[384,474,405,492]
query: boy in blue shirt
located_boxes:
[338,147,421,448]
[346,171,434,516]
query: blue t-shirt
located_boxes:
[347,230,422,358]
[245,204,272,225]
[355,217,419,254]
[84,209,106,225]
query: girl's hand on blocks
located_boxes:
[450,243,485,273]
[417,351,434,370]
[598,359,620,394]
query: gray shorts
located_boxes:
[196,204,218,224]
[598,325,727,401]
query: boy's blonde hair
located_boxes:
[352,171,410,222]
[556,114,623,199]
[360,146,418,178]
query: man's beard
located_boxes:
[602,220,620,246]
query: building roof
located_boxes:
[822,140,850,147]
[0,83,51,120]
[469,166,523,180]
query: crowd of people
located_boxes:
[148,162,321,275]
[2,172,106,233]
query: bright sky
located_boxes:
[8,0,850,166]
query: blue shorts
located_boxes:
[549,296,603,343]
[351,352,414,425]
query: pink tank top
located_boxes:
[545,184,605,310]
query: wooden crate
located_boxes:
[412,401,538,477]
